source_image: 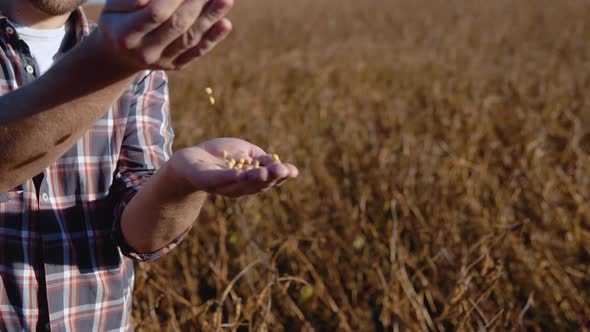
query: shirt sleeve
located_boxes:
[109,70,190,262]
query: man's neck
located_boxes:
[0,1,70,29]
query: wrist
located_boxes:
[166,153,207,198]
[81,30,140,80]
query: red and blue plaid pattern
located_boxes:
[0,8,185,331]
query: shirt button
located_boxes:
[25,65,35,74]
[41,193,49,202]
[5,27,14,35]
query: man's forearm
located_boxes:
[120,158,206,254]
[0,31,136,192]
[0,0,236,193]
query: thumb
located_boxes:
[103,0,149,13]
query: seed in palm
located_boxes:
[228,159,236,169]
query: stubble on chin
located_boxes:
[28,0,87,16]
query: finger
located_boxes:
[114,0,186,50]
[188,169,242,192]
[242,166,270,183]
[256,154,280,167]
[193,0,234,36]
[214,168,272,197]
[103,0,149,12]
[271,164,298,188]
[217,179,278,197]
[273,164,298,186]
[266,163,290,180]
[284,163,299,178]
[174,19,232,67]
[261,163,294,189]
[216,183,262,197]
[276,178,289,187]
[142,0,187,23]
[257,168,287,187]
[141,0,213,61]
[164,0,234,59]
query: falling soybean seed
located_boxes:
[273,154,281,162]
[205,87,213,95]
[209,96,216,105]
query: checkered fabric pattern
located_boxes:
[0,8,188,331]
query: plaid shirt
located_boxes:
[0,8,188,332]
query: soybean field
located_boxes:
[88,0,590,330]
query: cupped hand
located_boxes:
[98,0,234,71]
[170,138,299,197]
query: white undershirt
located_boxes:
[10,21,70,74]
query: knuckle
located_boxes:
[196,1,232,31]
[118,36,135,50]
[198,40,213,53]
[183,30,201,48]
[194,21,209,35]
[170,14,192,33]
[195,18,216,36]
[148,7,168,23]
[192,46,206,58]
[137,51,158,66]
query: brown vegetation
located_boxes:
[89,0,590,330]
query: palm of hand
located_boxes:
[172,138,298,197]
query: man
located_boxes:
[0,0,298,330]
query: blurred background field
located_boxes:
[89,0,590,330]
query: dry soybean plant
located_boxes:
[88,0,590,330]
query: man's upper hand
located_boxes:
[96,0,234,72]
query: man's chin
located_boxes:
[28,0,87,16]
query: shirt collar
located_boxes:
[0,7,91,45]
